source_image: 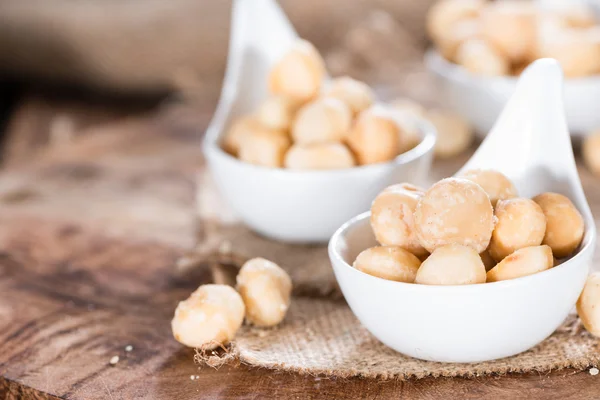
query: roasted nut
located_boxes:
[284,143,355,170]
[256,95,301,131]
[486,245,553,282]
[370,183,428,258]
[427,0,484,43]
[460,169,518,206]
[346,106,403,165]
[389,99,426,152]
[292,98,352,145]
[415,244,486,285]
[488,198,547,262]
[223,116,262,156]
[171,284,245,349]
[323,76,375,115]
[583,130,600,176]
[354,246,421,282]
[391,98,426,117]
[480,1,537,64]
[414,177,495,253]
[455,39,510,76]
[533,192,585,258]
[436,19,480,61]
[238,128,291,168]
[577,272,600,337]
[236,258,292,327]
[268,39,326,102]
[426,109,473,158]
[537,28,600,78]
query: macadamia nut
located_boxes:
[415,244,486,285]
[346,106,403,165]
[223,116,262,156]
[460,169,518,206]
[238,127,291,168]
[427,0,484,43]
[537,28,600,78]
[577,272,600,337]
[236,258,292,327]
[488,198,547,262]
[370,183,428,258]
[426,109,473,158]
[480,1,537,64]
[268,39,326,102]
[391,98,426,117]
[284,143,355,170]
[414,177,495,253]
[292,98,352,145]
[436,19,480,61]
[533,192,585,258]
[486,245,553,282]
[256,95,300,131]
[323,76,375,115]
[171,284,245,349]
[583,130,600,176]
[455,39,510,76]
[354,246,421,282]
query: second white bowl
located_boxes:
[425,50,600,137]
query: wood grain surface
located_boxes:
[1,95,600,399]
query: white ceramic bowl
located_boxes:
[328,60,596,363]
[203,0,436,243]
[204,126,435,243]
[425,50,600,137]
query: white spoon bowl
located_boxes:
[425,50,600,137]
[329,59,596,363]
[203,0,435,243]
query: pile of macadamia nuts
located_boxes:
[356,169,585,286]
[172,258,292,349]
[427,0,600,77]
[223,38,475,166]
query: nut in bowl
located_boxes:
[425,0,600,136]
[203,0,435,243]
[329,60,596,363]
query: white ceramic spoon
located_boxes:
[329,59,596,363]
[203,0,435,243]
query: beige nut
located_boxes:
[171,284,245,349]
[323,76,375,115]
[488,198,547,262]
[353,246,421,283]
[389,99,426,152]
[480,1,537,64]
[533,192,585,258]
[537,27,600,78]
[427,0,485,43]
[370,183,428,258]
[583,130,600,176]
[390,98,426,117]
[459,169,518,206]
[236,258,292,327]
[222,116,262,156]
[455,39,510,76]
[480,250,496,272]
[238,127,291,168]
[292,97,352,145]
[414,177,495,253]
[346,106,403,165]
[426,109,473,158]
[284,143,355,170]
[436,19,481,61]
[268,39,326,102]
[577,272,600,337]
[486,245,553,282]
[256,95,301,131]
[415,244,486,285]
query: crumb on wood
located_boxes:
[125,345,133,352]
[590,367,599,376]
[109,355,119,365]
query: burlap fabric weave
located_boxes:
[187,172,600,379]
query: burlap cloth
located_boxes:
[182,171,600,379]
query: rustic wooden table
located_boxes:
[1,92,600,400]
